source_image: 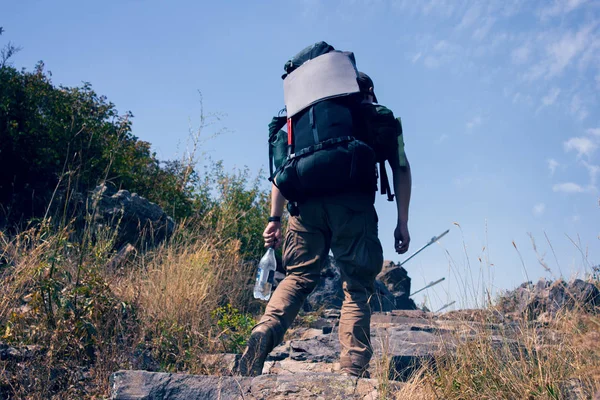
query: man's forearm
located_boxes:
[392,161,411,223]
[270,184,286,217]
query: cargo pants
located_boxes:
[257,193,384,374]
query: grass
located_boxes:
[1,207,598,399]
[0,217,259,399]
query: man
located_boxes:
[236,72,412,378]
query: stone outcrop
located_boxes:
[110,370,400,400]
[497,278,600,320]
[376,261,417,310]
[90,185,175,250]
[304,258,417,312]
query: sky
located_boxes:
[3,0,599,311]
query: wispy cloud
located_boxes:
[533,203,546,217]
[547,158,559,176]
[435,134,448,144]
[569,94,589,121]
[538,0,589,20]
[411,52,422,63]
[564,136,597,158]
[586,128,600,137]
[466,116,482,130]
[546,24,596,78]
[582,161,600,186]
[552,182,585,193]
[542,87,561,107]
[457,3,482,31]
[511,44,531,65]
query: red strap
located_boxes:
[287,118,293,145]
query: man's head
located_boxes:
[357,71,378,103]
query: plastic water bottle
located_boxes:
[254,247,277,301]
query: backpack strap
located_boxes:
[268,116,288,179]
[380,161,395,202]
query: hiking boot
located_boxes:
[235,325,273,376]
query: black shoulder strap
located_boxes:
[268,116,287,179]
[379,161,395,202]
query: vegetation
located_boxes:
[0,29,272,398]
[1,28,598,399]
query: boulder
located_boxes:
[110,370,399,399]
[304,258,417,312]
[497,278,600,319]
[376,261,417,310]
[90,185,175,250]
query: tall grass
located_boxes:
[0,214,260,398]
[382,231,600,400]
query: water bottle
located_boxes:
[254,247,277,301]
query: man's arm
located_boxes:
[263,184,286,249]
[388,145,412,254]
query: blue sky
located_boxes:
[4,0,599,311]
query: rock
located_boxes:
[110,370,401,399]
[305,257,344,311]
[497,278,600,320]
[0,342,43,362]
[376,261,417,311]
[90,185,175,250]
[110,370,252,399]
[377,261,411,295]
[304,258,417,312]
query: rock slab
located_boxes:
[110,370,399,400]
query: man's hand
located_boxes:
[394,221,410,254]
[263,221,282,249]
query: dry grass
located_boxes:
[372,297,600,399]
[0,219,258,399]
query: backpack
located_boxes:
[359,103,405,201]
[268,42,377,203]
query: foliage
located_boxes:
[211,303,255,353]
[0,61,196,227]
[197,161,272,263]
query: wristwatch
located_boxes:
[268,216,281,222]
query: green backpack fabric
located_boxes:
[268,103,404,202]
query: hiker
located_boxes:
[236,43,411,378]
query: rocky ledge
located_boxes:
[110,370,401,400]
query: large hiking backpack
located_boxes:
[268,42,377,202]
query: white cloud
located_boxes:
[546,24,596,77]
[473,17,496,41]
[423,55,440,69]
[564,136,597,158]
[552,182,585,193]
[547,159,559,175]
[582,161,600,186]
[525,23,597,81]
[457,3,482,30]
[569,94,589,121]
[511,44,531,65]
[539,0,589,20]
[533,203,546,217]
[542,87,561,107]
[466,116,483,130]
[411,52,422,63]
[586,128,600,137]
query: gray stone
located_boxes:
[497,278,600,319]
[304,258,416,312]
[90,185,175,250]
[110,370,252,400]
[110,370,400,399]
